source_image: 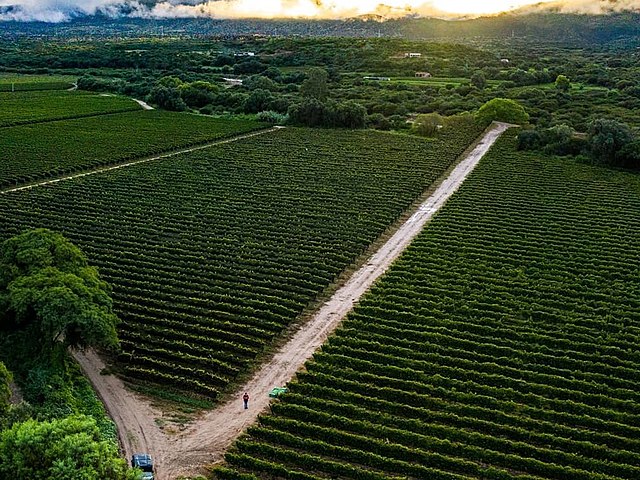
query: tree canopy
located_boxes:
[0,415,137,480]
[300,67,329,102]
[0,362,11,416]
[587,118,636,167]
[555,74,571,91]
[0,229,119,356]
[476,98,529,125]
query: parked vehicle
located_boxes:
[131,453,154,480]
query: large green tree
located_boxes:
[476,98,529,125]
[0,229,119,356]
[555,74,571,91]
[587,118,635,167]
[0,415,138,480]
[300,67,329,102]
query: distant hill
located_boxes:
[402,12,640,44]
[1,11,639,46]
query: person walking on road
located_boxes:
[243,392,249,409]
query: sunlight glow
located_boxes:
[430,0,554,15]
[188,0,561,19]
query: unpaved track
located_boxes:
[1,127,282,195]
[134,99,154,110]
[74,350,165,462]
[75,122,512,479]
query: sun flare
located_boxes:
[430,0,553,15]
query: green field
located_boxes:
[216,132,640,479]
[0,111,264,187]
[0,125,484,400]
[0,74,76,91]
[389,76,502,87]
[0,90,140,127]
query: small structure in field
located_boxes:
[363,76,391,81]
[234,51,255,57]
[404,52,422,58]
[500,58,510,64]
[415,72,432,78]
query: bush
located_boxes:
[256,111,288,125]
[412,113,443,137]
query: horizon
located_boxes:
[1,0,637,23]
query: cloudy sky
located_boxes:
[0,0,637,22]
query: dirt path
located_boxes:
[74,122,512,479]
[1,127,283,195]
[74,350,166,461]
[134,99,154,110]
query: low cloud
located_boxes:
[0,0,637,22]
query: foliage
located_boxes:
[300,67,329,102]
[178,81,219,109]
[217,131,640,479]
[476,98,529,125]
[334,101,367,129]
[0,126,485,398]
[0,111,264,188]
[412,113,443,137]
[147,84,187,111]
[0,361,11,415]
[288,99,366,129]
[287,98,329,127]
[255,110,288,125]
[0,415,138,480]
[470,71,487,90]
[587,118,636,167]
[555,74,571,91]
[0,229,119,355]
[242,89,273,114]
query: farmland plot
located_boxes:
[0,111,263,187]
[0,74,76,92]
[0,90,140,127]
[216,131,640,480]
[0,125,484,400]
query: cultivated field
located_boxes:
[0,90,140,127]
[216,131,640,479]
[0,126,484,401]
[0,73,76,91]
[0,111,263,187]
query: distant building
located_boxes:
[234,52,255,57]
[415,72,432,78]
[222,77,243,87]
[404,52,422,58]
[500,58,510,64]
[363,76,391,81]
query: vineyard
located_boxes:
[0,111,263,187]
[0,125,483,400]
[215,131,640,480]
[0,74,76,92]
[0,90,140,127]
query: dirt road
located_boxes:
[74,350,166,462]
[134,99,154,110]
[75,122,512,479]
